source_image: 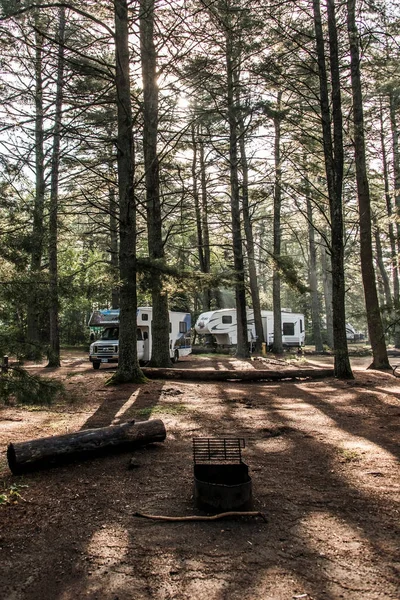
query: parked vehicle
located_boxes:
[88,307,191,369]
[194,308,305,350]
[346,323,364,342]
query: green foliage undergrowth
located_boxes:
[0,483,28,505]
[0,366,64,406]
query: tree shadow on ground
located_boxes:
[2,371,398,600]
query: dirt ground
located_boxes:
[0,351,399,600]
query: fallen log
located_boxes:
[7,419,166,475]
[141,367,335,382]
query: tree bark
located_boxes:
[111,0,144,383]
[272,91,283,354]
[346,0,390,370]
[306,186,324,352]
[199,135,212,308]
[192,125,211,310]
[140,0,171,367]
[225,22,249,358]
[7,420,166,474]
[109,183,120,309]
[142,367,334,381]
[47,6,66,368]
[373,219,392,309]
[380,99,398,302]
[26,16,46,359]
[237,88,264,352]
[312,0,353,377]
[320,234,334,348]
[387,92,400,346]
[389,90,400,257]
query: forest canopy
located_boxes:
[0,0,399,378]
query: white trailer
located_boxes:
[88,307,191,369]
[194,308,305,350]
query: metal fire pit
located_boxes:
[193,438,252,512]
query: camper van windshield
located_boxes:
[100,328,119,340]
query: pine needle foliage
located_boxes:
[0,366,64,406]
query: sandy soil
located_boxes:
[0,351,399,600]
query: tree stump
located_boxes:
[7,419,166,475]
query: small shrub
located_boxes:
[0,366,64,406]
[0,483,28,505]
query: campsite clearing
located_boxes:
[0,352,399,600]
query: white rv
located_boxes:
[88,307,192,369]
[194,308,305,350]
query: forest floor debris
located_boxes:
[0,351,399,600]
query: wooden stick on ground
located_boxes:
[134,511,267,522]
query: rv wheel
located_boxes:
[93,362,100,370]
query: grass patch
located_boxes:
[338,448,361,463]
[132,403,188,418]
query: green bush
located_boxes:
[0,366,64,406]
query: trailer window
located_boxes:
[141,313,149,321]
[300,319,303,333]
[222,315,232,324]
[283,322,295,336]
[137,329,143,341]
[179,322,188,333]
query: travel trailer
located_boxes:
[194,308,305,350]
[88,307,191,369]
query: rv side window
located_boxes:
[170,322,172,333]
[222,315,232,324]
[142,313,149,321]
[179,322,187,333]
[300,319,303,333]
[137,329,143,341]
[283,322,295,336]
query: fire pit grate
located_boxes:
[193,438,245,464]
[192,438,252,511]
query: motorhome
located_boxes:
[88,307,192,369]
[194,308,305,350]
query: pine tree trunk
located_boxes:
[140,0,171,367]
[380,99,399,300]
[373,220,392,308]
[272,92,283,354]
[111,0,144,383]
[347,0,390,370]
[192,125,211,310]
[389,91,400,256]
[237,90,264,352]
[306,190,324,352]
[225,26,248,358]
[313,0,353,378]
[109,184,120,309]
[388,93,400,346]
[27,18,45,359]
[320,236,334,348]
[47,7,65,368]
[199,136,212,309]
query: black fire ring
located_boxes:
[193,438,253,512]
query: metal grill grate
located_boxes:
[193,438,245,464]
